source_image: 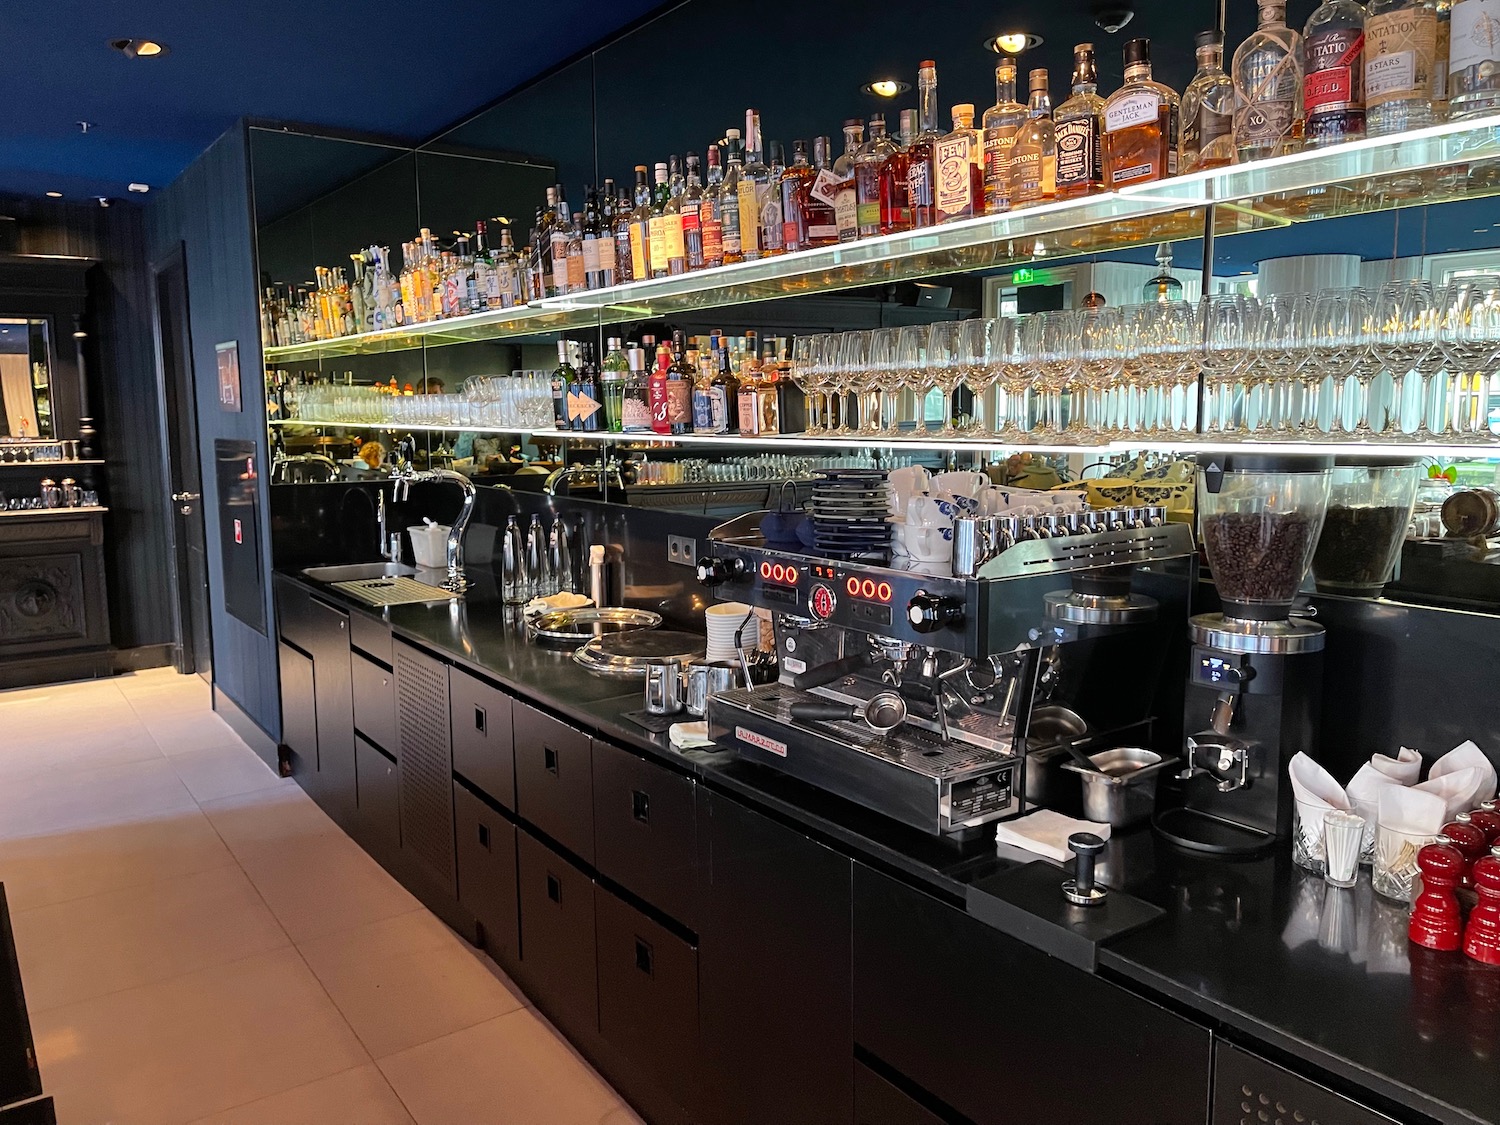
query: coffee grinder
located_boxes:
[1155,455,1333,855]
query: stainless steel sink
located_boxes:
[302,562,417,583]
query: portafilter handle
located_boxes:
[1063,832,1108,908]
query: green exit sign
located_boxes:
[1013,267,1049,285]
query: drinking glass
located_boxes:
[963,318,1003,434]
[1438,274,1500,441]
[1369,279,1435,439]
[859,329,898,437]
[1249,292,1310,436]
[952,319,992,435]
[894,324,930,435]
[1077,306,1124,442]
[1305,287,1371,436]
[1197,293,1258,434]
[923,322,964,437]
[1038,309,1082,440]
[994,316,1029,437]
[791,335,826,435]
[831,331,868,435]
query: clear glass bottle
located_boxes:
[648,163,672,279]
[1009,69,1057,206]
[935,105,985,222]
[760,141,786,256]
[601,337,629,432]
[681,152,705,270]
[495,226,522,308]
[907,61,942,228]
[1303,0,1368,145]
[1365,0,1440,134]
[834,119,864,242]
[1233,3,1305,160]
[564,217,585,295]
[720,130,746,265]
[663,154,688,275]
[739,110,770,260]
[1181,30,1237,171]
[701,144,725,268]
[879,110,916,234]
[1449,0,1500,118]
[1103,39,1181,187]
[982,57,1028,215]
[780,140,816,251]
[855,116,899,237]
[1054,44,1107,198]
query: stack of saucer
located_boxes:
[705,601,754,662]
[810,469,892,561]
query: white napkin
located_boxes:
[1429,740,1497,809]
[993,810,1111,863]
[1376,784,1448,835]
[1414,765,1487,822]
[668,722,714,751]
[1289,753,1351,847]
[1371,747,1423,785]
[1346,754,1416,856]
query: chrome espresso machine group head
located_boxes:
[698,512,1197,842]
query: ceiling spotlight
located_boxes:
[108,38,168,59]
[1091,1,1135,33]
[986,31,1044,53]
[45,191,62,199]
[78,121,95,134]
[861,78,911,98]
[97,197,111,208]
[127,183,150,193]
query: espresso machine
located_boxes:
[698,509,1196,842]
[1155,455,1333,855]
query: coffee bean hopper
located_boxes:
[1155,454,1333,855]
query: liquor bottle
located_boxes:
[879,111,916,234]
[1054,44,1107,198]
[982,58,1028,214]
[736,330,763,436]
[935,105,985,222]
[756,342,782,434]
[552,340,575,429]
[1102,39,1181,188]
[648,163,672,279]
[526,211,547,301]
[692,330,719,433]
[721,130,746,264]
[757,142,783,256]
[1436,0,1452,117]
[668,330,694,435]
[1181,30,1237,171]
[806,137,841,247]
[701,144,725,268]
[648,344,673,435]
[550,202,572,297]
[441,249,463,318]
[1365,0,1439,134]
[739,111,769,260]
[601,337,629,433]
[662,155,689,275]
[1233,4,1304,160]
[780,140,815,251]
[712,335,739,433]
[565,217,585,294]
[574,341,604,432]
[682,152,705,270]
[490,226,518,308]
[853,117,899,237]
[581,188,604,290]
[834,119,864,242]
[1449,0,1500,118]
[1010,69,1058,206]
[613,184,634,283]
[1303,0,1367,145]
[908,61,942,228]
[627,167,652,284]
[471,222,496,310]
[621,346,653,433]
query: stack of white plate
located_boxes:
[705,601,754,663]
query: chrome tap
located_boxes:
[390,467,485,592]
[544,459,626,496]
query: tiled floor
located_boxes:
[0,669,643,1125]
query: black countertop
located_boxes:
[294,571,1498,1125]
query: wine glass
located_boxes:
[791,335,826,436]
[922,322,963,438]
[1035,309,1081,441]
[1197,293,1258,435]
[951,318,992,435]
[832,331,869,436]
[1369,279,1435,440]
[1077,305,1124,442]
[963,318,1003,434]
[1439,276,1500,441]
[859,328,898,437]
[894,324,930,435]
[1306,287,1370,436]
[1249,292,1310,436]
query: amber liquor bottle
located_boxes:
[935,104,985,222]
[1102,38,1181,189]
[1009,69,1057,206]
[879,111,916,234]
[1053,44,1106,199]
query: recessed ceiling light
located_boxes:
[108,38,169,59]
[986,32,1044,53]
[128,183,150,193]
[861,79,911,98]
[45,191,62,198]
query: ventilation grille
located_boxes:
[394,644,456,893]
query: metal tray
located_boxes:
[527,606,662,643]
[573,629,706,677]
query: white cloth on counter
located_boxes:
[1289,753,1351,849]
[1368,747,1423,786]
[1376,784,1449,835]
[1414,765,1489,822]
[668,722,715,751]
[993,810,1111,863]
[1428,740,1497,810]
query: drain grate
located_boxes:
[328,576,459,607]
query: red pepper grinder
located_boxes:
[1463,846,1500,965]
[1469,802,1500,847]
[1410,836,1465,952]
[1442,814,1489,888]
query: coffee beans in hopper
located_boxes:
[1202,511,1316,606]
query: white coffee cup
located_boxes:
[887,465,932,518]
[933,471,986,502]
[906,523,953,563]
[906,495,959,530]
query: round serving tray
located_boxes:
[527,606,662,644]
[573,629,707,677]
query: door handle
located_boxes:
[171,491,200,502]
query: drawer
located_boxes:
[454,782,520,967]
[855,1062,950,1125]
[449,667,516,811]
[278,641,317,778]
[596,887,699,1109]
[351,652,397,754]
[592,740,698,926]
[354,736,400,865]
[1212,1042,1399,1125]
[274,577,318,652]
[349,611,392,665]
[513,701,594,864]
[517,828,597,1035]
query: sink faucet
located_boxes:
[391,467,486,592]
[544,459,625,496]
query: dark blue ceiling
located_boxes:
[2,0,670,201]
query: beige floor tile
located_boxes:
[33,946,369,1125]
[299,909,526,1058]
[237,830,420,943]
[184,1064,414,1125]
[11,864,290,1012]
[378,1008,639,1125]
[168,744,290,804]
[199,785,340,858]
[0,757,195,840]
[0,723,166,779]
[144,712,243,756]
[0,807,238,913]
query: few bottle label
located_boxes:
[934,135,976,221]
[1365,9,1438,107]
[1104,91,1161,132]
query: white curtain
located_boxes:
[0,354,39,438]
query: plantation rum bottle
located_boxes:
[1233,4,1304,160]
[1303,0,1368,145]
[1102,39,1181,188]
[935,104,985,222]
[1053,44,1107,198]
[1009,69,1057,206]
[981,57,1027,214]
[907,61,943,227]
[1365,0,1439,135]
[1181,30,1237,170]
[1449,0,1500,118]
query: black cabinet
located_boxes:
[595,887,699,1112]
[855,1063,951,1125]
[349,610,392,665]
[351,651,396,754]
[0,887,42,1110]
[392,640,457,897]
[306,597,356,829]
[697,790,854,1125]
[277,640,316,779]
[853,865,1211,1125]
[1212,1043,1399,1125]
[592,740,697,927]
[354,736,400,866]
[513,701,594,863]
[517,828,597,1037]
[449,667,515,811]
[454,781,520,968]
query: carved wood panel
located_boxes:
[0,553,86,642]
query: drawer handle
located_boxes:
[631,790,650,823]
[546,873,562,903]
[543,746,559,775]
[477,823,490,850]
[474,705,486,735]
[634,937,654,977]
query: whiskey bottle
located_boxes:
[1365,0,1439,135]
[1009,69,1058,206]
[648,344,673,435]
[614,182,635,283]
[879,111,916,233]
[711,335,739,433]
[648,163,672,279]
[692,330,719,433]
[1054,44,1107,199]
[1181,30,1237,171]
[908,61,943,228]
[780,140,816,251]
[760,141,786,256]
[549,203,572,299]
[1449,0,1500,118]
[736,329,763,435]
[668,330,694,435]
[629,166,653,282]
[621,346,653,433]
[982,57,1028,214]
[756,342,782,435]
[564,217,585,294]
[1303,0,1368,145]
[1233,4,1304,160]
[701,144,725,267]
[581,189,606,290]
[721,130,746,264]
[854,116,899,237]
[682,152,705,270]
[936,104,985,222]
[834,119,864,242]
[806,136,841,246]
[1102,39,1180,188]
[472,221,498,310]
[739,111,769,260]
[663,155,688,275]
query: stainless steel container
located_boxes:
[952,516,1013,578]
[1062,747,1170,827]
[684,659,742,718]
[644,661,686,715]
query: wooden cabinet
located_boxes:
[449,666,515,811]
[592,739,697,927]
[354,736,400,867]
[513,701,594,864]
[392,640,456,897]
[516,827,597,1037]
[454,781,520,968]
[0,510,112,688]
